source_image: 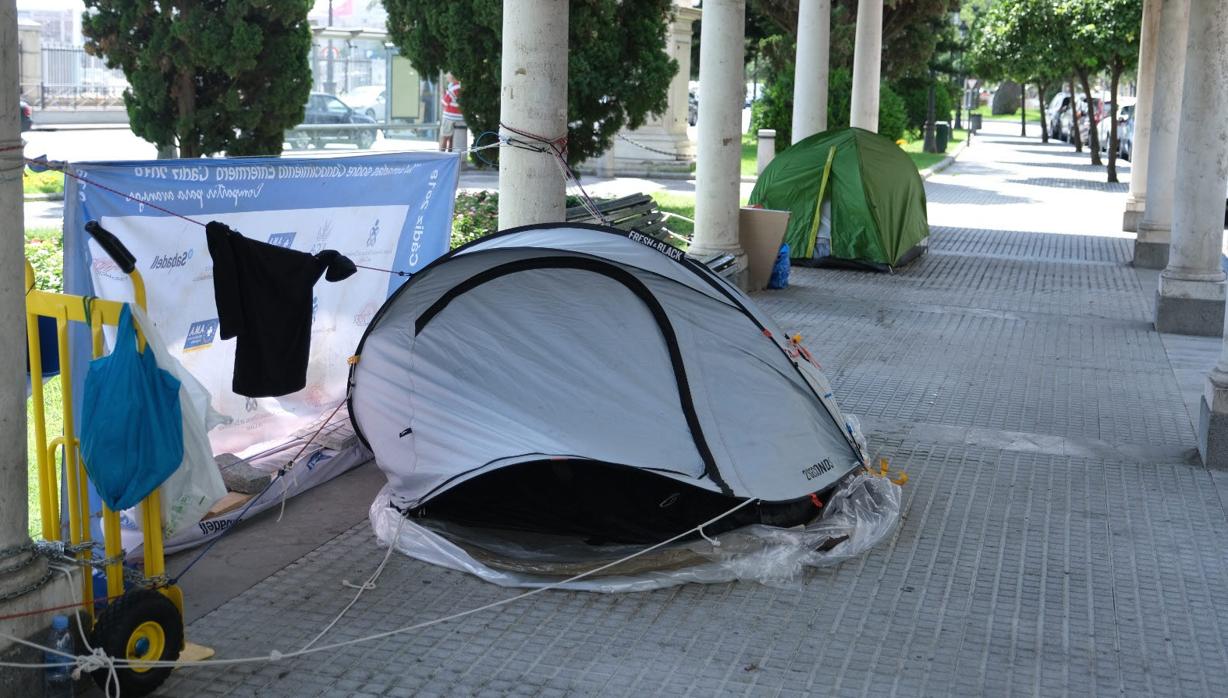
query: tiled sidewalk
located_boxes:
[156,124,1228,697]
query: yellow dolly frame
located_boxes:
[26,222,195,696]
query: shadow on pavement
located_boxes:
[1007,176,1129,192]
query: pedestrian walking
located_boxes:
[440,73,463,152]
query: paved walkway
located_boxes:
[152,122,1228,697]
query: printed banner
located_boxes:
[63,152,459,458]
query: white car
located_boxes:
[340,85,386,120]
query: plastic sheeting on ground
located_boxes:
[115,419,371,559]
[370,469,901,593]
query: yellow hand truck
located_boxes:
[27,221,208,696]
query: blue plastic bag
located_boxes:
[768,243,791,289]
[80,304,184,511]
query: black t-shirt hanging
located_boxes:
[205,221,357,398]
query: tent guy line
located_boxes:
[0,497,764,678]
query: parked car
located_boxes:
[1046,92,1069,140]
[1119,105,1136,161]
[340,85,386,120]
[19,97,32,132]
[1097,99,1135,159]
[1053,94,1102,144]
[285,93,378,150]
[1078,97,1106,144]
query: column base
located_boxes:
[1133,240,1170,269]
[1199,392,1228,468]
[1122,196,1145,232]
[1154,289,1226,336]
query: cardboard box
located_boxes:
[738,207,791,291]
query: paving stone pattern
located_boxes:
[156,125,1228,696]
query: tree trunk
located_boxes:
[1037,82,1049,143]
[924,80,937,152]
[1020,82,1027,136]
[1078,69,1102,165]
[1070,76,1083,152]
[1107,62,1122,183]
[176,69,197,157]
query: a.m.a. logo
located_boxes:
[267,232,297,249]
[802,459,834,481]
[183,318,219,352]
[149,249,194,271]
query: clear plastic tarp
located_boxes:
[370,467,902,593]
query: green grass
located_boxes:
[23,167,64,196]
[741,133,757,177]
[741,128,969,175]
[25,227,67,538]
[655,191,696,240]
[968,105,1030,122]
[899,128,969,170]
[27,377,63,539]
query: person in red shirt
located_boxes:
[439,73,463,152]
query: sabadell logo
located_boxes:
[149,249,194,271]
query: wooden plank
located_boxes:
[202,491,253,519]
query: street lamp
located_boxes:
[949,11,967,131]
[324,0,335,95]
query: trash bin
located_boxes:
[739,207,791,291]
[969,113,982,132]
[935,121,951,152]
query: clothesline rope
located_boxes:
[21,134,559,280]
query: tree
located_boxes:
[385,0,677,167]
[750,0,958,81]
[746,0,955,144]
[969,0,1066,142]
[82,0,313,158]
[1061,0,1142,180]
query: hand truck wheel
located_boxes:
[90,588,184,696]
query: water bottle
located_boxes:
[43,614,74,698]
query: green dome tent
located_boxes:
[749,127,930,270]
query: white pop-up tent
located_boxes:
[349,223,871,552]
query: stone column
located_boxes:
[1191,0,1228,464]
[791,0,830,143]
[690,0,747,284]
[1155,0,1228,337]
[1,1,73,676]
[610,2,700,176]
[498,0,568,229]
[0,0,45,602]
[849,0,883,132]
[1122,0,1161,232]
[1133,0,1190,269]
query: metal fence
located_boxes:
[21,43,128,109]
[20,43,391,111]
